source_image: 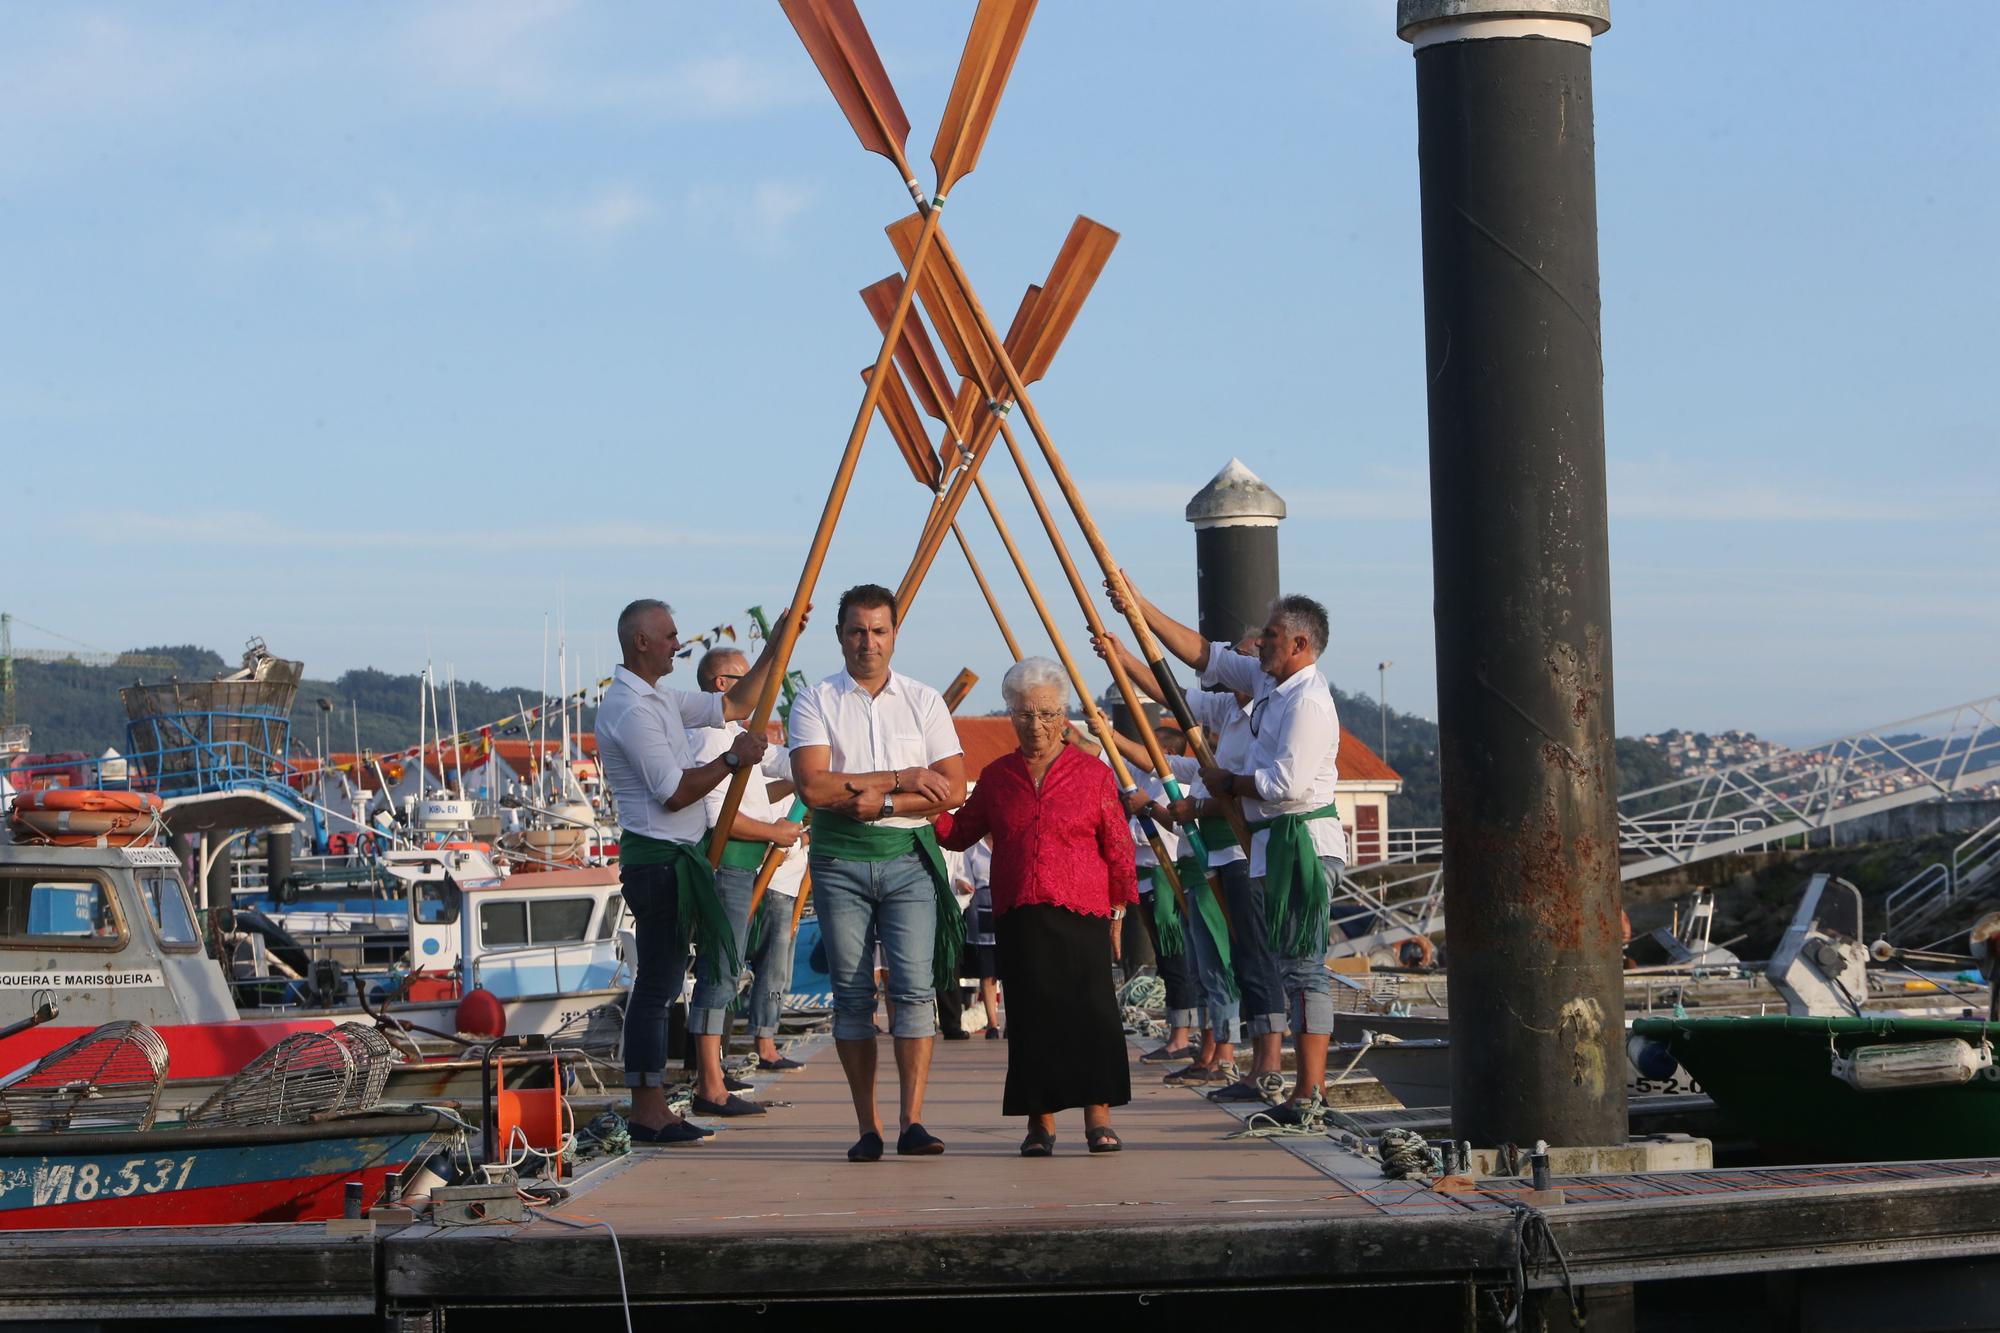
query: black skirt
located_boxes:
[994,903,1132,1117]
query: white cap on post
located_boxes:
[1397,0,1609,48]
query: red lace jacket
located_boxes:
[936,744,1138,920]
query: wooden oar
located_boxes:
[711,0,1034,867]
[789,871,814,937]
[864,360,1023,660]
[858,294,1185,905]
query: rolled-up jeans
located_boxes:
[687,864,756,1036]
[1217,859,1286,1036]
[812,851,938,1041]
[1268,855,1348,1038]
[620,861,690,1088]
[1185,872,1241,1046]
[747,889,799,1039]
[1137,887,1199,1031]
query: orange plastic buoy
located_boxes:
[8,789,162,846]
[455,988,506,1039]
[1397,934,1438,969]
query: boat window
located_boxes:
[531,897,595,944]
[480,900,529,948]
[597,893,624,940]
[137,872,201,952]
[0,873,124,951]
[416,877,462,926]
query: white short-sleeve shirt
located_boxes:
[596,664,727,844]
[690,722,795,827]
[786,670,963,830]
[1199,643,1345,876]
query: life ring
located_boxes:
[8,790,162,846]
[1397,934,1438,969]
[327,831,355,856]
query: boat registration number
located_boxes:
[15,1156,197,1207]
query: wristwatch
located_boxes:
[723,751,743,771]
[878,793,896,820]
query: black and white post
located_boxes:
[1398,0,1627,1156]
[1185,459,1285,648]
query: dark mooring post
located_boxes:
[1185,459,1285,646]
[1398,0,1626,1155]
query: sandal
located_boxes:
[1086,1125,1123,1154]
[1019,1126,1056,1157]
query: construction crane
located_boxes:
[0,612,180,730]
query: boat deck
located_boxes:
[14,1036,2000,1325]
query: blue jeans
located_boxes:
[1266,855,1347,1037]
[687,864,756,1036]
[812,851,938,1041]
[1218,859,1286,1036]
[1186,872,1241,1046]
[747,889,798,1038]
[620,861,690,1088]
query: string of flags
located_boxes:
[304,677,613,776]
[675,624,740,661]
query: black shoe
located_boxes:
[1086,1125,1124,1153]
[984,1028,1001,1040]
[757,1056,805,1072]
[1206,1080,1269,1104]
[896,1123,946,1156]
[724,1074,756,1093]
[628,1118,707,1146]
[1259,1101,1305,1128]
[690,1093,766,1117]
[848,1131,885,1162]
[1140,1044,1195,1063]
[942,1029,972,1041]
[1020,1127,1055,1158]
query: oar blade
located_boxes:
[862,364,943,491]
[859,275,957,427]
[781,0,911,165]
[1017,215,1119,383]
[930,0,1037,196]
[887,212,982,384]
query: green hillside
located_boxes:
[9,647,572,761]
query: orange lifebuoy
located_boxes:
[327,831,355,856]
[1397,934,1438,969]
[8,789,163,846]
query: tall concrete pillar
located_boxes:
[1185,459,1285,648]
[1398,0,1627,1156]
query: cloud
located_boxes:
[399,2,808,118]
[685,177,816,255]
[76,510,777,553]
[215,181,669,256]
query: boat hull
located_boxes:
[0,1112,447,1228]
[1633,1014,2000,1163]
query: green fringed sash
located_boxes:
[617,830,741,984]
[1197,815,1239,858]
[810,811,963,990]
[1174,852,1239,1001]
[1245,802,1342,960]
[1145,863,1185,956]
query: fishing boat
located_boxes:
[0,1111,451,1228]
[1630,1013,2000,1163]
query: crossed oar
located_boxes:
[707,0,1036,865]
[781,0,1260,872]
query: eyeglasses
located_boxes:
[1009,709,1067,726]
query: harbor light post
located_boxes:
[1377,660,1393,762]
[1185,459,1285,647]
[1398,0,1628,1162]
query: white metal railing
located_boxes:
[1884,810,2000,942]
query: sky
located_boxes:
[2,1,1994,747]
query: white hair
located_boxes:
[1001,656,1070,709]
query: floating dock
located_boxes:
[10,1039,2000,1328]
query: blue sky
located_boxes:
[3,2,1994,746]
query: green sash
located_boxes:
[1197,816,1236,859]
[744,798,809,959]
[811,811,963,990]
[1145,863,1185,957]
[1245,802,1343,959]
[617,829,741,984]
[1173,852,1239,1001]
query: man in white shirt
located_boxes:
[788,583,967,1161]
[684,648,807,1116]
[595,597,800,1146]
[1106,583,1345,1126]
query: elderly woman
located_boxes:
[936,657,1138,1155]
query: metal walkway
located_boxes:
[1333,694,2000,957]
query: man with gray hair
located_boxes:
[596,597,803,1145]
[1105,581,1345,1126]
